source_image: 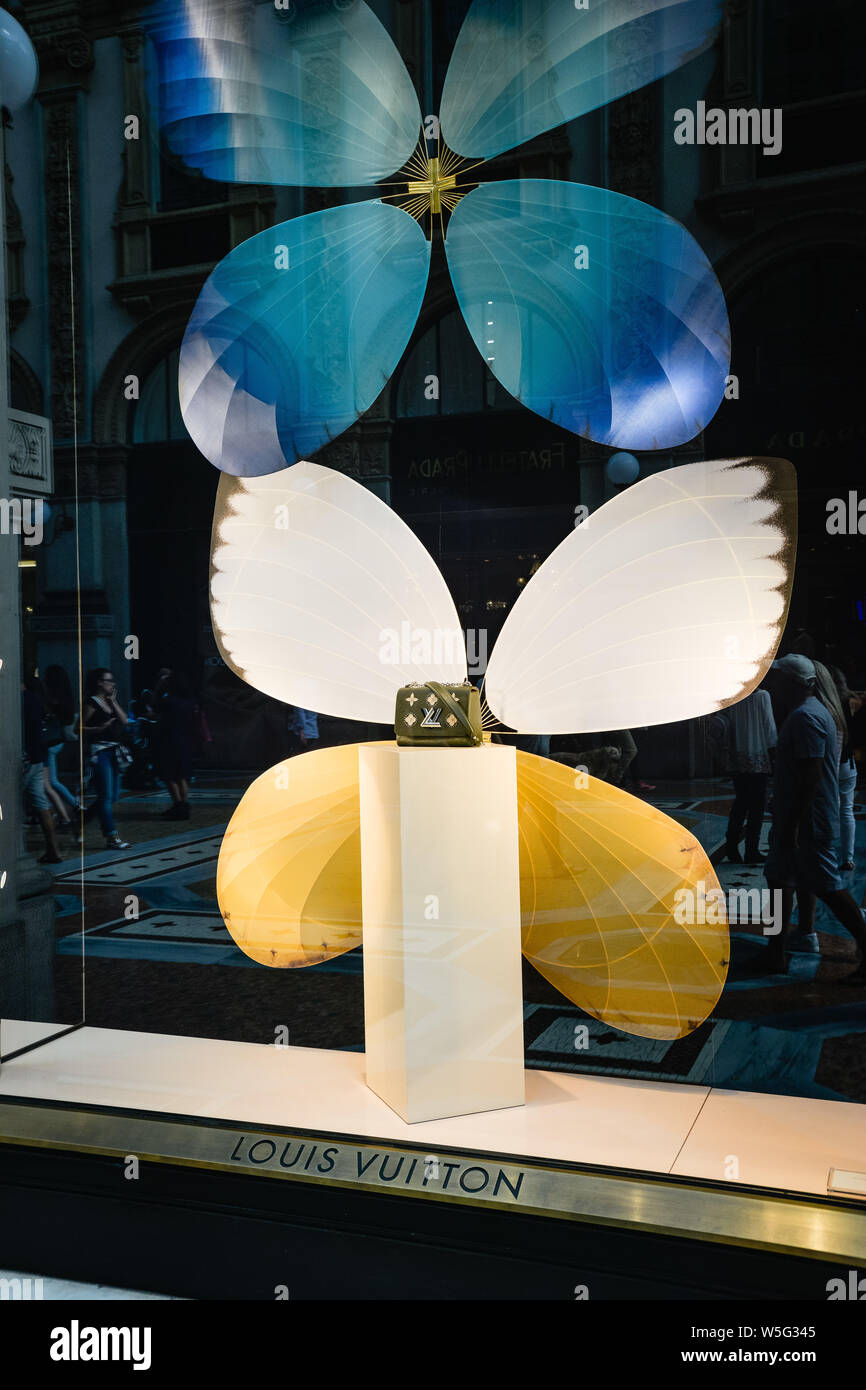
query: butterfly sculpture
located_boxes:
[145,0,796,1047]
[212,455,796,1041]
[147,0,731,477]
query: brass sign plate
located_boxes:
[0,1099,864,1267]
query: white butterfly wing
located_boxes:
[210,462,466,723]
[484,457,796,733]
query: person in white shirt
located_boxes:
[722,685,777,864]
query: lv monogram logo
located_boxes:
[421,704,442,728]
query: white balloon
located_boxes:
[0,8,38,113]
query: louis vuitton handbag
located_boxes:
[395,681,483,747]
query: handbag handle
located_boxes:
[426,681,482,746]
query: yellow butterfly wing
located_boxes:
[516,750,728,1041]
[216,742,364,968]
[217,742,729,1043]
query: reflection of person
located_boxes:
[21,675,62,864]
[625,729,655,792]
[829,666,863,873]
[551,729,635,785]
[81,669,130,850]
[763,655,866,980]
[287,707,319,756]
[551,740,619,782]
[514,734,551,758]
[789,629,816,659]
[721,686,777,864]
[154,670,197,819]
[814,661,847,770]
[606,729,637,786]
[42,664,80,830]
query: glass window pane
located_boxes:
[396,324,438,417]
[440,310,481,415]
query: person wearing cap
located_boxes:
[763,654,866,981]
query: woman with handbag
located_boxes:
[80,668,131,850]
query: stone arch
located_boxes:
[92,304,191,445]
[708,210,866,662]
[705,206,866,457]
[714,208,866,309]
[703,203,865,570]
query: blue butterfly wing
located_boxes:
[145,0,420,186]
[181,201,431,475]
[440,0,722,160]
[445,180,729,450]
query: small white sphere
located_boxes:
[605,451,640,486]
[0,8,38,113]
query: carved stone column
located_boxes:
[604,0,658,205]
[27,14,128,686]
[0,115,21,927]
[4,159,29,330]
[719,0,756,191]
[1,111,54,1017]
[115,27,150,279]
[40,93,87,442]
[27,10,93,441]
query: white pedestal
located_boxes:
[358,744,525,1124]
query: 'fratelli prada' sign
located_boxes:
[405,441,566,482]
[228,1131,527,1206]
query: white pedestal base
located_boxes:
[358,744,525,1123]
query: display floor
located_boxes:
[0,1017,861,1223]
[1,1021,865,1284]
[0,1022,708,1171]
[0,1021,863,1197]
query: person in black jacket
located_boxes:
[153,669,197,820]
